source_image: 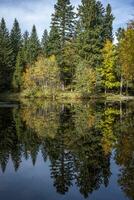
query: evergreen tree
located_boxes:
[51,0,76,48]
[13,51,24,91]
[10,18,22,67]
[28,25,41,65]
[47,25,61,57]
[0,18,13,90]
[48,0,76,86]
[103,4,114,42]
[13,31,30,91]
[41,29,49,56]
[76,0,105,68]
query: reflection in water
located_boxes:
[0,100,134,199]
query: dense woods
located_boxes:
[0,0,134,98]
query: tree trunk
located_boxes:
[120,101,123,124]
[105,86,107,95]
[120,76,123,95]
[126,81,128,96]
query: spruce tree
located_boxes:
[28,25,41,65]
[48,0,76,86]
[76,0,105,68]
[47,26,61,57]
[10,18,22,67]
[0,18,13,90]
[13,31,30,90]
[13,51,24,91]
[103,4,114,42]
[41,29,49,56]
[51,0,75,48]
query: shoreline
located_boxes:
[0,92,134,102]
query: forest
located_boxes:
[0,0,134,99]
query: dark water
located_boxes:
[0,100,134,200]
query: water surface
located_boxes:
[0,100,133,200]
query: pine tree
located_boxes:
[13,51,24,91]
[10,18,22,67]
[51,0,76,48]
[41,29,49,56]
[76,0,105,68]
[0,18,13,91]
[22,30,30,65]
[103,4,114,42]
[13,31,30,91]
[28,25,41,65]
[47,25,61,57]
[48,0,76,87]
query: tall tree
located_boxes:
[119,21,134,95]
[0,18,13,90]
[103,4,114,42]
[41,29,49,56]
[51,0,76,48]
[13,31,30,91]
[116,27,125,95]
[28,25,41,65]
[76,0,105,67]
[10,18,22,67]
[47,26,61,57]
[48,0,76,86]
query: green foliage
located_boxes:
[103,4,114,42]
[0,18,13,91]
[41,29,49,56]
[28,25,41,65]
[13,51,23,91]
[119,22,134,82]
[76,0,105,67]
[10,19,22,67]
[47,26,61,57]
[51,0,76,47]
[74,61,96,95]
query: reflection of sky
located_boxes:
[0,0,133,38]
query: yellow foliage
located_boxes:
[21,56,61,98]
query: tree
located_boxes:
[119,21,134,95]
[76,0,105,67]
[116,28,125,95]
[103,4,114,42]
[0,18,13,91]
[74,61,96,95]
[98,40,119,94]
[51,0,75,48]
[13,51,24,91]
[13,31,30,91]
[10,18,22,67]
[22,56,61,98]
[48,0,76,86]
[41,29,49,56]
[47,26,61,57]
[28,25,41,65]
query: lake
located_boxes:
[0,99,133,200]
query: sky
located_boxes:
[0,0,133,38]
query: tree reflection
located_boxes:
[115,103,134,200]
[1,101,134,199]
